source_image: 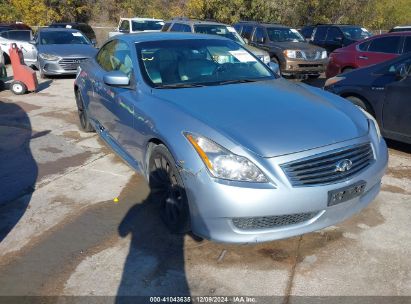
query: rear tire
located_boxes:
[10,81,27,95]
[75,90,94,132]
[149,144,190,234]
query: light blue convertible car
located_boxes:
[74,32,388,243]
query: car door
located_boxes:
[0,30,37,64]
[382,58,411,138]
[324,27,344,53]
[104,41,138,155]
[356,35,401,68]
[311,26,328,50]
[90,40,118,135]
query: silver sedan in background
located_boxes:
[35,28,97,78]
[74,33,388,243]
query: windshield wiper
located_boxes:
[217,79,259,85]
[156,83,205,89]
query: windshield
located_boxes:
[266,28,305,42]
[340,26,371,40]
[39,31,90,45]
[194,25,244,44]
[132,20,164,31]
[137,39,274,88]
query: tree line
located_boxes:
[0,0,410,29]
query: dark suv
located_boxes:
[234,21,327,77]
[310,24,372,54]
[49,22,96,45]
[0,23,32,33]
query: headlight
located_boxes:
[324,76,345,87]
[39,53,60,61]
[359,108,382,142]
[263,55,270,64]
[185,133,269,183]
[321,50,327,59]
[283,50,297,59]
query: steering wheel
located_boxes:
[212,62,234,76]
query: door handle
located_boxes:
[358,56,368,60]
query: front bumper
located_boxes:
[39,57,87,75]
[281,58,328,76]
[182,136,388,243]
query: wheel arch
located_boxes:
[340,92,376,117]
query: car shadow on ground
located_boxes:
[0,100,38,242]
[116,177,198,303]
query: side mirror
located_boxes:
[91,39,97,47]
[268,62,281,77]
[29,39,36,45]
[243,37,249,44]
[103,71,130,87]
[396,64,409,80]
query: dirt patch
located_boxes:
[381,184,410,195]
[386,167,411,179]
[38,110,78,125]
[0,174,146,296]
[39,147,63,154]
[37,151,93,180]
[62,130,82,141]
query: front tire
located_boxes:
[346,96,370,113]
[75,90,94,132]
[149,144,190,234]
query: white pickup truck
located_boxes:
[108,18,165,38]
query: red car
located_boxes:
[326,32,411,78]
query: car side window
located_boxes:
[180,24,191,32]
[403,36,411,54]
[170,23,182,32]
[162,22,171,32]
[326,27,343,41]
[233,24,242,34]
[368,36,401,54]
[314,26,327,41]
[96,40,133,78]
[358,40,371,51]
[112,41,133,78]
[241,25,253,40]
[119,20,130,33]
[387,58,411,74]
[253,27,265,43]
[96,40,117,71]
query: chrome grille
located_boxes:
[59,58,88,71]
[296,50,322,60]
[232,212,318,230]
[281,143,374,186]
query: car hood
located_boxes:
[152,79,368,157]
[268,41,324,51]
[38,44,97,58]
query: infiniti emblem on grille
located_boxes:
[335,159,353,172]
